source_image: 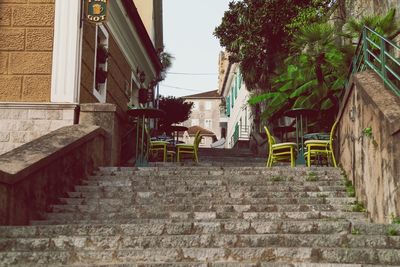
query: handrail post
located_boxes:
[380,38,387,81]
[362,27,368,66]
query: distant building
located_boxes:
[181,90,221,147]
[218,52,252,149]
[0,0,163,156]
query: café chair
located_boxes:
[304,120,338,167]
[264,126,297,167]
[176,130,201,162]
[146,127,171,162]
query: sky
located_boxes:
[159,0,232,97]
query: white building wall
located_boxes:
[221,63,252,149]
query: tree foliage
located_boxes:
[214,0,334,90]
[158,96,193,127]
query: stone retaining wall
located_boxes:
[337,71,400,223]
[0,103,77,155]
[0,124,106,225]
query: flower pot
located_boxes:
[96,68,108,84]
[97,45,108,64]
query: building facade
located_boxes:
[218,52,252,149]
[181,90,221,147]
[0,0,163,155]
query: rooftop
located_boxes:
[183,90,221,99]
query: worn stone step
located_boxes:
[78,182,347,193]
[42,210,367,222]
[62,194,355,206]
[95,167,341,178]
[84,177,346,187]
[50,203,353,214]
[2,233,400,253]
[87,173,344,182]
[68,263,396,267]
[71,187,349,199]
[1,247,399,266]
[3,220,361,238]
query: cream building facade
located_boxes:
[182,90,221,147]
[0,0,163,156]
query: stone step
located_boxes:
[88,175,344,185]
[60,196,355,206]
[1,220,363,238]
[68,189,350,199]
[42,210,367,222]
[1,233,400,252]
[22,220,400,237]
[95,167,341,178]
[50,203,353,214]
[79,182,347,193]
[1,247,399,265]
[67,263,395,267]
[84,177,346,187]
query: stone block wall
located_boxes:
[0,0,55,102]
[337,71,400,223]
[0,103,77,155]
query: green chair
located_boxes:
[176,130,201,162]
[264,126,297,167]
[304,120,338,167]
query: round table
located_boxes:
[127,108,166,166]
[165,125,188,144]
[284,108,318,165]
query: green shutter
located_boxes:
[226,96,230,117]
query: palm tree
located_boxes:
[344,8,399,40]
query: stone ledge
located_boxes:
[0,124,107,185]
[339,71,400,135]
[0,102,78,110]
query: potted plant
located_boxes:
[97,44,109,64]
[96,68,108,84]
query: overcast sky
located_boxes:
[159,0,231,97]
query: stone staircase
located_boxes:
[0,160,400,266]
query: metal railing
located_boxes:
[346,26,400,97]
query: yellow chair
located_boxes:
[146,127,172,162]
[304,120,338,167]
[176,130,201,162]
[264,126,297,167]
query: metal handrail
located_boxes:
[345,26,400,97]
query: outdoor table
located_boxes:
[127,108,166,166]
[168,125,188,144]
[304,132,330,141]
[284,108,317,165]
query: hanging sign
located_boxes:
[86,0,108,23]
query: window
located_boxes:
[205,119,212,129]
[93,25,109,103]
[192,101,198,110]
[191,119,199,126]
[205,101,212,110]
[129,71,140,108]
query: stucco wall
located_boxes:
[80,22,131,113]
[0,0,54,102]
[338,71,400,223]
